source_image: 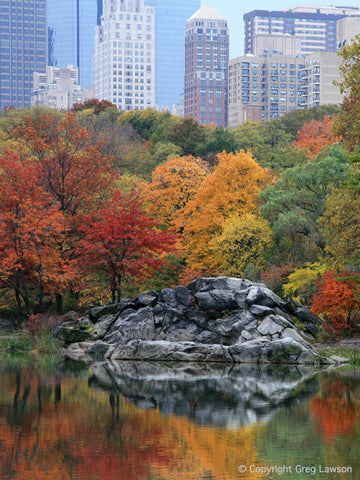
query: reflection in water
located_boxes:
[0,359,359,480]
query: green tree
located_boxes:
[232,121,307,173]
[166,117,209,156]
[197,127,238,158]
[320,189,360,270]
[259,144,349,263]
[334,35,360,151]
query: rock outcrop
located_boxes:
[60,276,330,365]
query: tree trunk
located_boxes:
[56,293,63,314]
[14,290,23,327]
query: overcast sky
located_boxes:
[201,0,360,57]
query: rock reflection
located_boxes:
[89,361,319,428]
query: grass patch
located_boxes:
[0,327,62,357]
[0,333,32,353]
[318,346,360,366]
[35,328,61,355]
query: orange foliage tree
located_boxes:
[292,116,340,158]
[0,153,73,320]
[141,155,209,231]
[311,271,360,336]
[181,150,272,272]
[77,191,177,302]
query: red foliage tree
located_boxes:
[77,191,177,302]
[311,271,360,336]
[0,152,74,320]
[13,112,115,219]
[292,116,339,158]
[12,112,117,311]
[71,98,117,115]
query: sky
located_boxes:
[201,0,360,58]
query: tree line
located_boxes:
[1,39,360,337]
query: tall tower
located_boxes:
[93,0,155,111]
[48,0,100,88]
[144,0,200,109]
[184,5,229,127]
[0,0,47,109]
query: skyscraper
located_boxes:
[0,0,47,109]
[184,5,229,126]
[144,0,200,109]
[48,0,101,88]
[93,0,155,111]
[244,5,360,56]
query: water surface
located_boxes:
[0,358,359,480]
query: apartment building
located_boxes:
[184,4,229,126]
[244,5,360,56]
[299,51,342,109]
[228,52,304,127]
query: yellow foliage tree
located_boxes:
[141,155,210,230]
[283,262,326,305]
[182,151,272,271]
[213,213,274,276]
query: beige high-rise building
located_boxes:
[93,0,155,111]
[299,51,342,109]
[337,16,360,49]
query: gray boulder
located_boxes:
[59,276,334,365]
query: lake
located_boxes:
[0,357,359,480]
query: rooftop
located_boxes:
[188,4,226,22]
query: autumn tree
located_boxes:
[292,116,339,158]
[141,155,210,231]
[0,153,72,321]
[12,112,115,219]
[71,98,117,115]
[11,111,117,311]
[182,151,272,271]
[213,213,274,276]
[312,271,360,336]
[77,191,177,302]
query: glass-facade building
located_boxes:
[144,0,200,109]
[0,0,47,109]
[48,0,102,88]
